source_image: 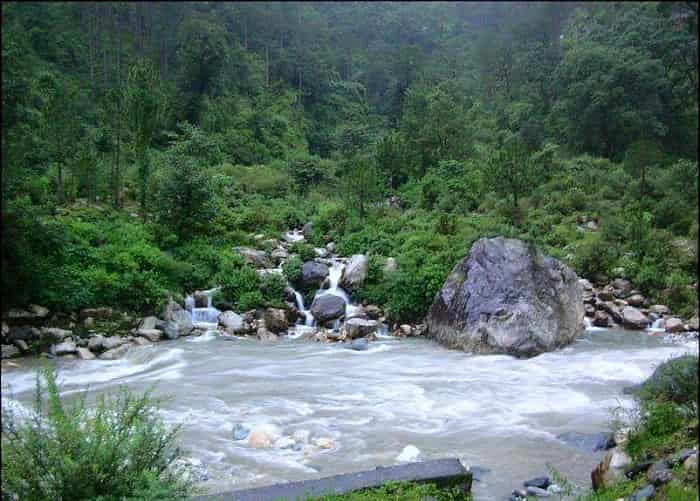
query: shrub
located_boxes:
[637,355,698,417]
[283,255,303,285]
[215,261,261,310]
[289,242,316,262]
[260,273,286,307]
[1,366,191,500]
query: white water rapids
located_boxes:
[2,326,697,499]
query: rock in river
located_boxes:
[310,294,346,323]
[339,254,368,291]
[425,237,584,358]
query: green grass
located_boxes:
[300,481,471,501]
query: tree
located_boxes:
[125,58,166,217]
[341,155,382,218]
[487,135,539,226]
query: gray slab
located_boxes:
[196,457,472,501]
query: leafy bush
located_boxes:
[1,366,191,500]
[260,273,286,307]
[215,260,261,311]
[637,355,698,416]
[289,242,316,262]
[283,255,303,285]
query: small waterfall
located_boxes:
[283,230,305,243]
[648,318,665,332]
[293,290,314,327]
[185,289,220,329]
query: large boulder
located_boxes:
[301,261,329,288]
[340,254,369,291]
[234,247,272,269]
[665,317,686,333]
[425,237,584,358]
[160,300,194,340]
[7,326,40,343]
[5,304,50,324]
[621,306,649,330]
[591,448,632,490]
[218,311,249,334]
[310,294,346,323]
[341,318,379,339]
[263,308,288,333]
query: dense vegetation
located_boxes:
[2,2,698,321]
[1,366,191,499]
[579,355,698,501]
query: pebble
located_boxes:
[629,484,655,501]
[524,476,551,489]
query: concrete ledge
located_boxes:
[195,457,472,501]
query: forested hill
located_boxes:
[2,2,698,320]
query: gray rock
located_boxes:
[526,486,550,497]
[51,341,77,356]
[160,300,194,340]
[40,327,72,342]
[665,317,685,333]
[256,327,278,342]
[1,344,20,359]
[80,307,116,320]
[234,247,272,269]
[669,448,696,466]
[383,257,397,275]
[426,237,583,358]
[325,242,336,254]
[101,336,126,351]
[341,318,379,338]
[138,316,160,330]
[264,308,288,333]
[7,326,41,342]
[628,484,655,501]
[302,222,313,237]
[310,294,346,323]
[88,334,106,352]
[593,310,611,327]
[233,424,250,441]
[137,329,162,342]
[621,306,649,330]
[301,261,329,288]
[219,311,248,334]
[76,347,96,360]
[13,339,29,352]
[340,254,369,291]
[646,459,672,486]
[131,337,151,346]
[557,431,615,452]
[347,338,369,351]
[99,343,131,360]
[626,294,646,307]
[611,278,632,297]
[592,448,632,490]
[523,477,551,489]
[271,248,289,263]
[6,304,50,322]
[649,304,670,315]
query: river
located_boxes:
[1,326,697,499]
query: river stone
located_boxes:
[7,326,40,342]
[13,339,29,352]
[160,300,194,340]
[340,254,369,291]
[525,486,550,497]
[646,459,672,486]
[138,316,160,330]
[341,318,378,339]
[611,278,632,297]
[301,261,329,287]
[665,317,685,333]
[248,429,275,448]
[523,477,551,489]
[310,294,346,323]
[6,304,50,323]
[256,327,278,342]
[591,448,631,490]
[1,344,20,359]
[426,237,584,358]
[683,452,697,471]
[137,329,162,342]
[557,431,614,452]
[621,306,649,330]
[649,304,670,316]
[219,311,248,334]
[264,308,288,333]
[99,343,131,360]
[302,221,313,237]
[669,448,696,466]
[236,247,272,268]
[102,336,126,351]
[593,310,611,327]
[629,484,655,501]
[51,341,77,356]
[76,347,96,360]
[40,327,72,342]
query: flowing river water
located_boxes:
[1,326,697,499]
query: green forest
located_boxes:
[2,1,698,321]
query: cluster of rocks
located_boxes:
[230,423,335,457]
[509,475,562,500]
[591,427,697,500]
[580,277,699,335]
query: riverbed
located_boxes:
[1,328,697,500]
